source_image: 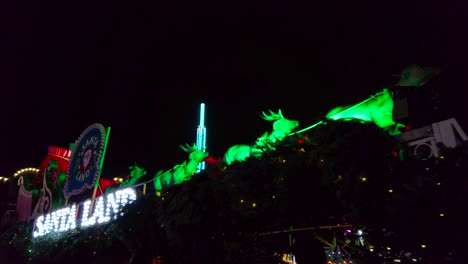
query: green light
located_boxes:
[326,88,396,129]
[293,88,405,137]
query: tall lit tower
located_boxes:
[196,103,207,173]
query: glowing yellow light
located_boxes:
[439,213,444,217]
[360,177,367,182]
[421,244,427,248]
[386,246,391,250]
[240,199,244,203]
[252,203,256,208]
[369,248,374,252]
[436,182,441,186]
[280,253,297,264]
[388,189,393,193]
[113,177,124,183]
[13,167,39,177]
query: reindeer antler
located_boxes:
[179,143,198,153]
[261,109,284,121]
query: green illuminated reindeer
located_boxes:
[153,143,209,196]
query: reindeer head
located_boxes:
[262,109,299,136]
[180,143,209,162]
[180,143,198,153]
[261,109,284,121]
[129,163,147,178]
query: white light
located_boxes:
[80,200,95,227]
[105,192,120,220]
[44,214,52,235]
[51,211,60,231]
[76,187,136,227]
[32,187,137,238]
[96,196,110,224]
[33,215,46,238]
[81,196,110,227]
[61,205,77,231]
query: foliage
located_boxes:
[1,119,466,263]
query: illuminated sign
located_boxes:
[33,187,137,238]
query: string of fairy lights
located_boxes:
[0,167,40,183]
[13,167,39,177]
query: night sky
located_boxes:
[1,0,468,179]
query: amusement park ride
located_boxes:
[1,65,467,261]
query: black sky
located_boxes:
[1,0,468,179]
